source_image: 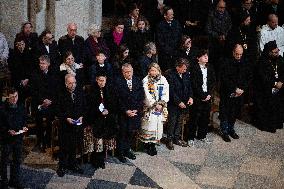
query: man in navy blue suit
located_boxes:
[115,63,144,163]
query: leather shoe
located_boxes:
[229,132,239,139]
[166,140,174,150]
[56,167,66,177]
[8,180,24,189]
[125,151,136,160]
[117,154,127,163]
[173,140,188,147]
[221,134,231,142]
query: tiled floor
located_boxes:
[4,119,284,189]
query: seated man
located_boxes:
[260,14,284,56]
[56,74,84,177]
[30,55,59,152]
[0,88,28,189]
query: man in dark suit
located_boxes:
[56,74,84,177]
[58,23,85,64]
[165,58,193,150]
[37,30,60,73]
[188,50,216,145]
[115,63,144,163]
[219,44,251,142]
[0,88,28,189]
[156,6,182,71]
[30,55,59,152]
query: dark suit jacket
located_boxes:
[165,68,193,110]
[37,41,61,72]
[104,31,128,60]
[114,76,144,130]
[58,35,85,63]
[56,87,86,132]
[190,63,216,102]
[30,69,59,112]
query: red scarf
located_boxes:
[112,31,123,46]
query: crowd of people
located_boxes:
[0,0,284,188]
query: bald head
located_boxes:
[216,0,226,13]
[67,23,77,38]
[268,14,278,29]
[233,44,244,61]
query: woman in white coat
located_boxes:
[140,63,169,156]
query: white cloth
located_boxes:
[141,75,169,143]
[200,65,208,92]
[45,45,50,53]
[260,25,284,56]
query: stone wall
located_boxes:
[0,0,102,48]
[0,0,28,48]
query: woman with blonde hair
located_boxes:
[140,63,169,156]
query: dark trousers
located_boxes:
[117,116,138,154]
[58,129,78,169]
[36,109,54,148]
[189,102,210,140]
[219,95,242,134]
[167,108,183,141]
[1,141,23,183]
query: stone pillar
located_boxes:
[46,0,56,33]
[89,0,102,27]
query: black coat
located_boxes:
[56,87,86,133]
[156,19,182,56]
[115,76,144,131]
[30,69,59,112]
[0,102,26,144]
[85,84,118,138]
[219,57,251,121]
[165,68,193,110]
[37,41,61,72]
[190,63,216,102]
[136,55,157,79]
[176,47,197,65]
[128,29,153,59]
[104,31,128,60]
[253,55,284,129]
[58,35,85,63]
[89,62,113,85]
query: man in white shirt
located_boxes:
[260,14,284,56]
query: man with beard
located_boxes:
[219,44,251,142]
[226,12,257,67]
[253,40,284,132]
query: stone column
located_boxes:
[89,0,102,27]
[46,0,56,33]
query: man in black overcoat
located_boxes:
[0,88,28,189]
[253,40,284,132]
[58,23,85,64]
[219,44,251,142]
[56,74,85,177]
[114,63,144,163]
[30,55,59,152]
[165,58,193,150]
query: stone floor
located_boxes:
[4,118,284,189]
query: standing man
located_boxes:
[0,88,28,189]
[219,44,251,142]
[253,40,284,132]
[58,23,85,64]
[156,6,182,71]
[165,58,193,150]
[56,74,84,177]
[115,63,144,162]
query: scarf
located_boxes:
[113,31,123,46]
[147,74,161,100]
